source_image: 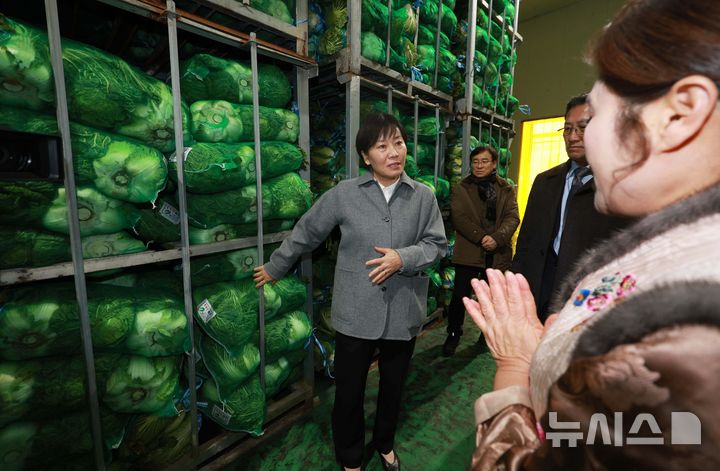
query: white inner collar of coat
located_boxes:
[376,178,400,203]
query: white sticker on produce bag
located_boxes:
[159,202,180,225]
[212,405,233,425]
[168,146,193,163]
[197,299,217,323]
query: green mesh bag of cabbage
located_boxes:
[190,100,299,143]
[192,275,307,354]
[190,243,279,287]
[186,172,311,228]
[169,141,304,193]
[198,374,265,435]
[359,32,417,72]
[262,310,313,362]
[416,174,450,202]
[265,349,306,397]
[310,145,346,175]
[407,142,436,169]
[198,332,260,397]
[180,53,291,109]
[114,411,191,470]
[133,194,295,245]
[0,181,140,236]
[403,115,440,144]
[0,409,128,471]
[0,228,146,269]
[0,282,190,360]
[0,105,168,204]
[0,353,181,426]
[0,15,190,152]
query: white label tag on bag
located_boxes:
[159,201,180,225]
[211,405,232,425]
[197,299,216,323]
[168,146,193,163]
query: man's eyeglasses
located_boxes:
[558,120,590,137]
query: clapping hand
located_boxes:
[463,269,544,390]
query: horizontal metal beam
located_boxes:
[0,231,291,286]
[98,0,317,68]
[358,76,450,113]
[335,49,454,111]
[193,0,304,41]
[454,98,515,128]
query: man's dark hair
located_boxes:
[565,93,588,117]
[355,112,408,157]
[470,145,499,163]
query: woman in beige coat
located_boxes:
[442,146,519,356]
[465,0,720,468]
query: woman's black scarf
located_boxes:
[468,171,497,221]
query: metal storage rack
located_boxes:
[335,0,455,181]
[307,0,522,326]
[0,0,318,469]
[457,0,522,177]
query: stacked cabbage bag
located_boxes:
[310,0,460,93]
[193,275,312,434]
[0,15,191,268]
[0,106,168,204]
[453,2,520,117]
[0,15,190,152]
[0,280,191,468]
[132,53,311,244]
[400,112,450,204]
[0,180,147,269]
[173,156,312,435]
[113,412,192,470]
[308,100,348,197]
[0,409,129,471]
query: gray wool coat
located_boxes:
[265,171,447,340]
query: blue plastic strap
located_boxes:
[177,375,204,413]
[311,330,335,379]
[410,66,423,81]
[519,104,532,115]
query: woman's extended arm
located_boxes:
[255,186,341,286]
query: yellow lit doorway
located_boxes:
[517,116,567,222]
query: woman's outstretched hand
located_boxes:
[253,265,276,288]
[463,269,544,390]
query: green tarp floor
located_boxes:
[237,319,496,470]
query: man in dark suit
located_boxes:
[511,94,630,321]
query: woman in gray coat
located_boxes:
[254,113,447,471]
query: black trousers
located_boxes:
[332,331,416,468]
[446,263,489,335]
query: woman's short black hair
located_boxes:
[470,145,499,163]
[355,112,408,157]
